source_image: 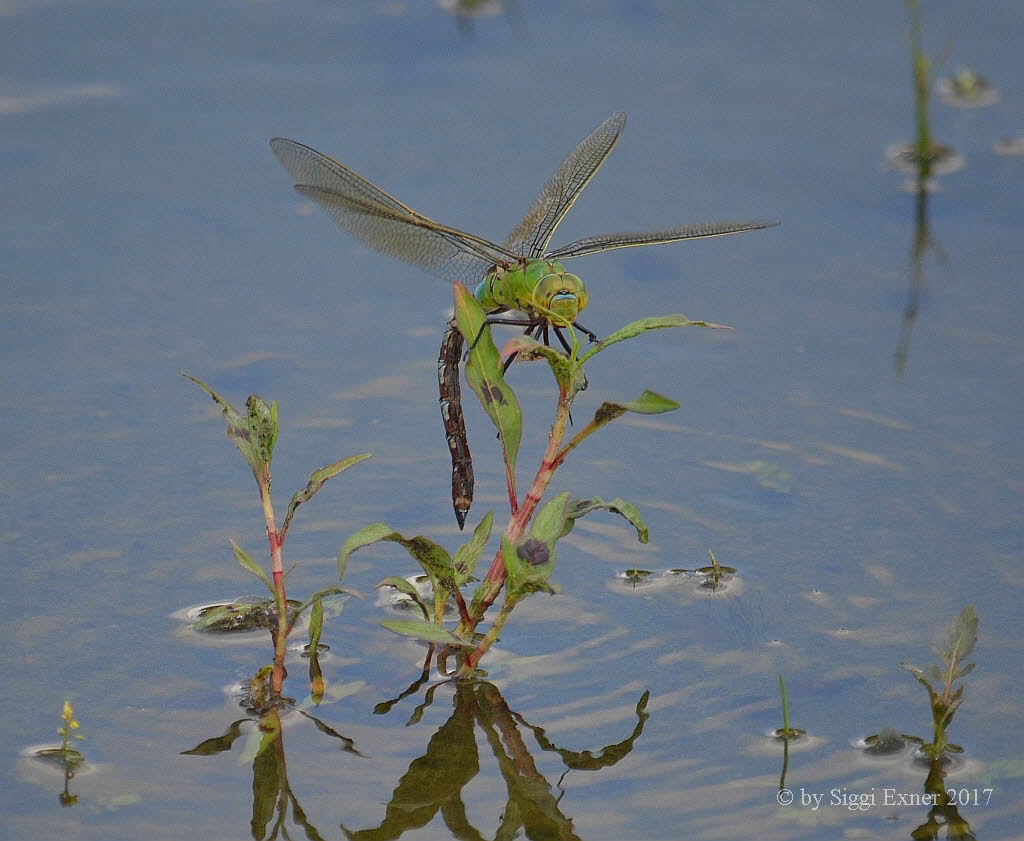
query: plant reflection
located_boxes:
[439,0,521,38]
[182,665,361,841]
[893,0,953,376]
[342,680,650,840]
[910,755,976,841]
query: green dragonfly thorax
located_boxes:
[475,259,589,327]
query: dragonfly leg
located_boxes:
[501,323,537,374]
[572,319,599,343]
[552,325,573,355]
[468,315,534,352]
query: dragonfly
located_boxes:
[270,112,777,528]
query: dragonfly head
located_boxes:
[530,263,588,326]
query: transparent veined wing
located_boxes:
[545,219,780,261]
[501,112,626,259]
[271,138,517,284]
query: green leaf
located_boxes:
[281,453,371,539]
[338,523,457,596]
[338,523,394,579]
[592,390,680,427]
[376,576,430,621]
[245,394,278,467]
[942,605,978,671]
[529,491,573,544]
[579,314,730,364]
[230,541,274,593]
[562,497,650,544]
[308,596,324,651]
[183,373,264,477]
[502,527,559,600]
[452,511,493,587]
[454,284,522,490]
[560,390,679,458]
[379,619,475,648]
[288,586,349,629]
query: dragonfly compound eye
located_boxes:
[533,272,586,324]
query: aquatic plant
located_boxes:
[184,374,370,696]
[774,673,805,793]
[900,604,978,760]
[35,700,85,806]
[341,285,712,676]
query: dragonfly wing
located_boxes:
[545,220,780,260]
[271,137,417,214]
[296,187,511,283]
[502,112,626,259]
[273,138,514,283]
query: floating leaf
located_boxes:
[281,453,371,539]
[379,619,475,648]
[231,541,274,593]
[579,314,729,364]
[454,284,521,492]
[376,576,430,621]
[452,511,493,587]
[192,601,273,633]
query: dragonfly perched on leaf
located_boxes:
[271,112,777,529]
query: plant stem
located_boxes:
[259,466,288,695]
[461,596,517,675]
[906,0,934,178]
[462,385,572,631]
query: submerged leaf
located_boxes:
[379,619,475,648]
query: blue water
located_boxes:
[2,1,1022,838]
